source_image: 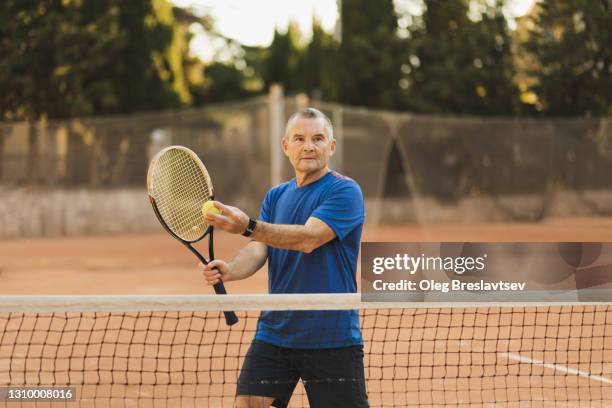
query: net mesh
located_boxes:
[148,147,212,242]
[0,295,611,407]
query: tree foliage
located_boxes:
[0,0,187,120]
[260,24,303,94]
[240,19,340,102]
[298,19,339,101]
[337,0,403,108]
[1,1,609,118]
[196,61,253,104]
[405,0,520,115]
[523,0,612,116]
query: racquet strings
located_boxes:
[150,148,213,242]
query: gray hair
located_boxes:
[284,107,334,140]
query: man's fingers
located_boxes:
[205,272,221,280]
[208,202,230,219]
[200,260,223,274]
[200,260,229,286]
[202,267,215,276]
[204,211,231,226]
[208,260,225,269]
[204,201,249,235]
[202,269,222,285]
[204,212,222,222]
[213,201,232,213]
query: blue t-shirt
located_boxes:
[253,171,365,349]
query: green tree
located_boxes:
[337,0,402,108]
[0,0,187,121]
[0,0,109,119]
[523,0,612,116]
[110,0,182,113]
[466,0,521,115]
[299,18,339,101]
[261,23,303,94]
[405,0,519,115]
[197,62,253,103]
[242,20,338,100]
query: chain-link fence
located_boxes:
[0,97,271,209]
[0,91,611,236]
[313,102,612,223]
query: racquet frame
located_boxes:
[147,146,238,326]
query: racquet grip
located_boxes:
[213,282,239,325]
[182,242,239,326]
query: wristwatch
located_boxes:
[242,218,257,237]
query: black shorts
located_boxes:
[236,340,369,408]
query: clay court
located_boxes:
[3,1,612,404]
[2,218,612,295]
[1,82,611,408]
[1,219,611,407]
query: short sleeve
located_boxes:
[258,190,272,223]
[311,181,365,240]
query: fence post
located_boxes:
[0,126,4,182]
[269,84,284,187]
[295,93,309,111]
[332,106,343,172]
[27,119,39,184]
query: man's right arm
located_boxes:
[201,240,267,286]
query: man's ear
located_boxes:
[329,139,337,157]
[281,137,289,156]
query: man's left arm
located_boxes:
[252,217,334,253]
[206,202,335,253]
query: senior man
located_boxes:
[201,107,368,408]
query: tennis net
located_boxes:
[0,294,611,407]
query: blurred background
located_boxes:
[0,0,611,294]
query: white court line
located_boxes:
[455,340,612,385]
[499,352,612,385]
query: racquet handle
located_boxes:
[184,242,239,326]
[212,283,239,325]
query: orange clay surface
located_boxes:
[1,217,612,295]
[1,218,612,407]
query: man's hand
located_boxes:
[204,201,250,235]
[198,241,267,287]
[200,260,233,286]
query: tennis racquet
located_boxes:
[147,145,238,326]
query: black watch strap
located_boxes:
[242,218,257,237]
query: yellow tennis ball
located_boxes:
[202,201,221,217]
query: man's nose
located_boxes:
[303,139,315,151]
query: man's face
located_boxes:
[282,117,336,175]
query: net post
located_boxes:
[269,84,284,187]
